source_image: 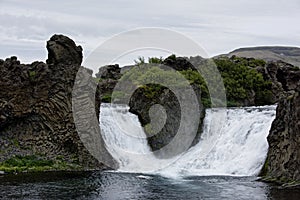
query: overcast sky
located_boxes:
[1,0,300,66]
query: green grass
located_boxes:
[29,71,36,77]
[0,155,82,173]
[101,94,112,103]
[11,139,20,147]
[259,158,268,177]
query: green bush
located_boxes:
[134,56,145,65]
[148,56,163,64]
[214,57,272,106]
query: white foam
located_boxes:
[100,103,276,178]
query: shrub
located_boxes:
[121,55,273,107]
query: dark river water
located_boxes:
[0,171,300,200]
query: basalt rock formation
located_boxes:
[262,83,300,184]
[0,34,116,170]
[256,60,300,102]
[96,64,122,103]
[128,83,204,158]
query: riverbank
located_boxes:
[0,155,83,174]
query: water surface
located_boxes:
[1,171,300,200]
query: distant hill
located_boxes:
[220,46,300,67]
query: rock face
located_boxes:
[263,83,300,183]
[0,35,114,169]
[96,64,122,103]
[129,56,205,157]
[254,60,300,184]
[129,86,182,153]
[46,34,83,65]
[129,84,204,158]
[256,61,300,102]
[162,55,198,71]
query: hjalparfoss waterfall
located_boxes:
[100,103,276,178]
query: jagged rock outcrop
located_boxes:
[256,61,300,102]
[96,64,122,103]
[129,83,204,158]
[262,83,300,184]
[162,55,198,71]
[0,35,115,170]
[129,85,182,152]
[46,34,83,65]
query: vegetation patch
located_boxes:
[0,155,82,173]
[121,55,273,107]
[259,158,268,177]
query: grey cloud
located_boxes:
[0,0,299,65]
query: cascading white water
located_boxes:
[160,105,276,177]
[100,103,158,172]
[100,103,276,177]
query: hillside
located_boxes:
[221,46,300,67]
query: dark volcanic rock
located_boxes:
[46,34,83,65]
[96,64,121,80]
[263,83,300,183]
[256,61,300,102]
[0,35,115,169]
[163,55,198,71]
[96,64,122,103]
[129,85,181,151]
[129,84,204,158]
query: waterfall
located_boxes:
[100,103,157,172]
[100,103,276,177]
